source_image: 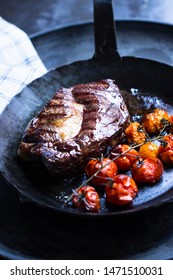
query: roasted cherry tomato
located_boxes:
[125,122,146,145]
[105,174,138,206]
[142,108,170,135]
[159,134,173,165]
[132,157,164,184]
[72,186,100,212]
[85,158,118,186]
[139,141,159,159]
[110,144,139,171]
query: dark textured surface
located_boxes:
[0,175,173,260]
[1,0,173,260]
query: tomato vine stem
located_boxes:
[65,124,171,204]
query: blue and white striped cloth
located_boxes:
[0,17,47,114]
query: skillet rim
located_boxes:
[1,19,173,218]
[1,53,173,218]
[30,19,173,41]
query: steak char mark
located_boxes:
[18,79,130,175]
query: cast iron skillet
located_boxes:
[1,0,173,217]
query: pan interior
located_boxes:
[1,57,173,216]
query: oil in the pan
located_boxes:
[53,173,88,203]
[121,87,173,122]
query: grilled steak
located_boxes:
[18,79,130,175]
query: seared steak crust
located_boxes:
[18,79,130,175]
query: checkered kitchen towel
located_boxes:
[0,17,47,114]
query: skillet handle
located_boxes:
[94,0,121,61]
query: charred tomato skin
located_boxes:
[105,174,138,206]
[159,134,173,165]
[72,186,100,212]
[132,157,164,184]
[125,122,146,145]
[85,158,118,186]
[142,108,170,135]
[110,144,139,171]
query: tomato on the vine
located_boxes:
[142,108,170,135]
[139,141,159,159]
[159,134,173,165]
[125,122,147,145]
[85,158,118,186]
[67,107,173,212]
[72,186,100,212]
[132,157,164,184]
[105,174,138,206]
[110,144,139,171]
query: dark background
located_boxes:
[1,0,173,260]
[1,0,173,36]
